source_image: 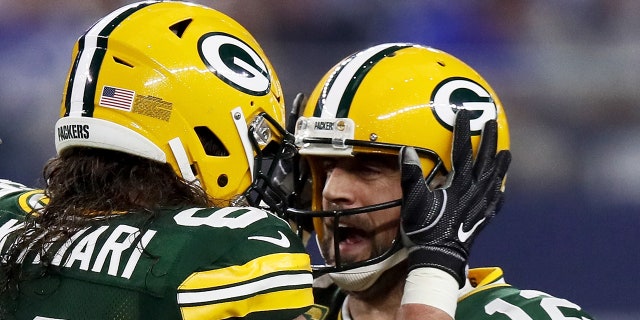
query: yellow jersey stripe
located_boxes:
[177,251,313,316]
[179,252,310,290]
[180,285,312,319]
[459,267,510,301]
[177,272,313,305]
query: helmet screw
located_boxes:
[369,133,378,141]
[234,112,242,120]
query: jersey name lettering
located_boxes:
[0,219,156,279]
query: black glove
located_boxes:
[399,109,511,287]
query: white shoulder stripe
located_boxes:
[0,179,31,198]
[177,273,313,305]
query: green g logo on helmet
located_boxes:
[198,32,271,96]
[431,77,498,135]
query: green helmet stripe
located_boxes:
[313,43,412,119]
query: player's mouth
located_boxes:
[335,224,371,258]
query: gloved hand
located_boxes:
[399,109,511,287]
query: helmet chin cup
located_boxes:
[329,247,408,292]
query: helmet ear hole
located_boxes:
[195,126,229,156]
[217,174,229,187]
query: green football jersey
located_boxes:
[456,267,594,319]
[0,179,313,319]
[305,266,594,319]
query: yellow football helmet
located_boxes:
[55,1,292,212]
[291,43,510,274]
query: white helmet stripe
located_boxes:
[319,43,413,118]
[66,1,156,118]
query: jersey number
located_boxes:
[173,207,268,229]
[484,290,591,320]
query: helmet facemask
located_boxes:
[288,124,447,277]
[241,111,299,217]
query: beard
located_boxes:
[318,232,392,266]
[318,215,398,267]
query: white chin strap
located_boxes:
[231,107,254,182]
[168,137,200,186]
[329,248,408,292]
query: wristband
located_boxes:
[401,267,459,318]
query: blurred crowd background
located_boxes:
[1,1,638,318]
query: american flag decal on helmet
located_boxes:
[99,86,135,111]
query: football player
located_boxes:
[0,1,312,319]
[289,43,595,319]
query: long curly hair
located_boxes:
[0,147,215,314]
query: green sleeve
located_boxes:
[456,285,595,319]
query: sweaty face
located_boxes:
[318,154,402,266]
